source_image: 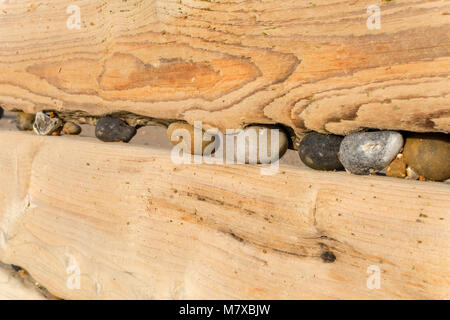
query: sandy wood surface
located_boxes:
[0,129,448,299]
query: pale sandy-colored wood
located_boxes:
[0,266,46,300]
[0,130,448,299]
[0,0,449,136]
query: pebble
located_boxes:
[406,166,420,180]
[62,122,82,135]
[403,133,450,181]
[229,125,289,164]
[15,112,35,131]
[33,112,63,136]
[339,131,404,175]
[167,122,215,155]
[298,132,344,171]
[386,154,406,178]
[95,116,137,143]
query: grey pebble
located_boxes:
[339,131,404,175]
[95,116,137,143]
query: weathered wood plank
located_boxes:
[0,130,448,299]
[0,0,449,135]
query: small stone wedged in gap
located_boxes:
[386,154,406,178]
[95,116,137,143]
[403,133,450,181]
[339,131,404,175]
[62,122,82,135]
[406,166,420,180]
[298,132,344,171]
[16,112,36,131]
[227,125,289,164]
[33,112,63,136]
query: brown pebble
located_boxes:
[386,154,406,178]
[403,133,450,181]
[62,122,82,135]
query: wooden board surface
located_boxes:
[0,130,448,299]
[0,0,449,135]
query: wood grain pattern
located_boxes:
[0,130,449,299]
[0,0,449,136]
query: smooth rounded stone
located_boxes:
[33,112,63,136]
[403,133,450,181]
[298,132,344,171]
[167,122,215,155]
[339,131,404,175]
[228,125,289,164]
[62,122,82,135]
[386,154,406,178]
[15,112,35,131]
[95,116,137,143]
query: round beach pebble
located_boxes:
[339,131,404,175]
[15,112,35,131]
[62,122,82,135]
[95,116,137,143]
[229,125,289,164]
[298,132,344,171]
[33,112,63,136]
[403,133,450,181]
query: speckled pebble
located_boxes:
[339,131,404,175]
[33,112,63,136]
[62,122,82,135]
[298,132,344,171]
[95,116,136,143]
[15,112,35,131]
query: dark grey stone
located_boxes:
[339,131,404,175]
[298,132,344,171]
[95,116,137,143]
